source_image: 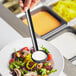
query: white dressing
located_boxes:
[32,51,47,61]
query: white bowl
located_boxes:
[0,38,64,76]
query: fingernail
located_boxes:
[25,7,29,11]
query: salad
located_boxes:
[9,46,57,76]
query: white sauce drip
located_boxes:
[32,51,47,61]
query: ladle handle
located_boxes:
[22,0,25,3]
[22,0,38,51]
[26,9,39,51]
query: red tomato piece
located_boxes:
[22,47,29,51]
[9,58,14,64]
[47,53,52,61]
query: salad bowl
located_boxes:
[0,38,64,76]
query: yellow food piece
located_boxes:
[24,54,32,62]
[24,54,37,69]
[23,11,60,36]
[53,0,76,22]
[26,60,37,69]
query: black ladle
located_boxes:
[22,0,48,63]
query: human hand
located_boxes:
[19,0,40,12]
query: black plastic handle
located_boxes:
[26,9,39,51]
[22,0,25,3]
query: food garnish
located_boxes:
[9,46,57,76]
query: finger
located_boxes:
[24,0,32,11]
[30,0,40,9]
[19,0,24,8]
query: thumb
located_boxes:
[24,0,32,11]
[19,0,24,8]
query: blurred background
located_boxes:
[0,0,21,15]
[0,0,76,22]
[0,0,76,75]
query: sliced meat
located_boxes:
[14,69,21,76]
[24,72,37,76]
